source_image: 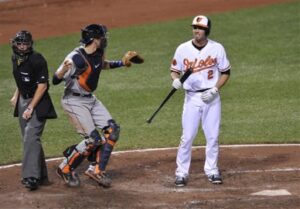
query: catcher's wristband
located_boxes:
[109,60,124,69]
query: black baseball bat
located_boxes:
[146,68,193,124]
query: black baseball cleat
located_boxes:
[175,176,187,187]
[56,167,80,187]
[208,174,223,184]
[22,177,39,191]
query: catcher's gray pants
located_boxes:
[18,96,48,180]
[61,94,112,137]
[59,94,112,171]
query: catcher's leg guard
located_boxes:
[85,145,112,187]
[58,138,95,186]
[87,129,104,164]
[84,120,119,187]
[98,119,120,171]
[87,129,104,161]
[60,139,92,173]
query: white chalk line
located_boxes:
[173,186,275,193]
[0,143,299,170]
[226,167,300,174]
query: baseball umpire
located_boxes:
[53,24,143,187]
[10,30,57,191]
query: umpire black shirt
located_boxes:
[12,51,49,98]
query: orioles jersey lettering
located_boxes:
[183,56,217,72]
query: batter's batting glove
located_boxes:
[172,78,182,89]
[201,87,218,103]
[122,51,144,67]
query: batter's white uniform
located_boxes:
[171,39,230,178]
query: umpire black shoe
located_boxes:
[39,177,52,186]
[175,176,187,187]
[208,174,223,184]
[22,177,39,191]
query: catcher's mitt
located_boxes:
[122,51,144,67]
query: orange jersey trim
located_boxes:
[78,62,92,92]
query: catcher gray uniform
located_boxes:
[53,24,143,187]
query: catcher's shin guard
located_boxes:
[87,129,103,163]
[98,119,120,171]
[60,139,94,173]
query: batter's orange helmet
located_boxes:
[191,15,211,36]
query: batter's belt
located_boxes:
[186,88,210,93]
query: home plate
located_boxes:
[251,189,291,196]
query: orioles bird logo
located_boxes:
[196,17,202,23]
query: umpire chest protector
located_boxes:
[71,48,104,92]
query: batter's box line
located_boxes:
[226,167,300,174]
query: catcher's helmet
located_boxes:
[80,24,108,48]
[191,15,211,36]
[11,30,33,56]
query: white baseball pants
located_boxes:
[176,92,221,178]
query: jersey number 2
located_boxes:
[207,70,214,79]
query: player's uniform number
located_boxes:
[207,70,213,79]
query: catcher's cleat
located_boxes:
[56,167,80,187]
[84,169,112,188]
[208,174,223,184]
[175,176,187,187]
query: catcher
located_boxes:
[52,23,143,187]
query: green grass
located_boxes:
[0,1,299,165]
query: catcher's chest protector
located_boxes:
[74,48,103,92]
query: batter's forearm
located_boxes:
[171,71,180,80]
[215,74,230,90]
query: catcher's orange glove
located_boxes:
[122,51,144,67]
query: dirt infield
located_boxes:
[1,0,299,208]
[0,145,299,209]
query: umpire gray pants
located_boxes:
[18,96,48,180]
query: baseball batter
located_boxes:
[170,15,231,186]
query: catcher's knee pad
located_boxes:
[103,119,120,142]
[98,119,120,171]
[90,129,104,142]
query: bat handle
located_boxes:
[146,68,193,124]
[180,68,193,83]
